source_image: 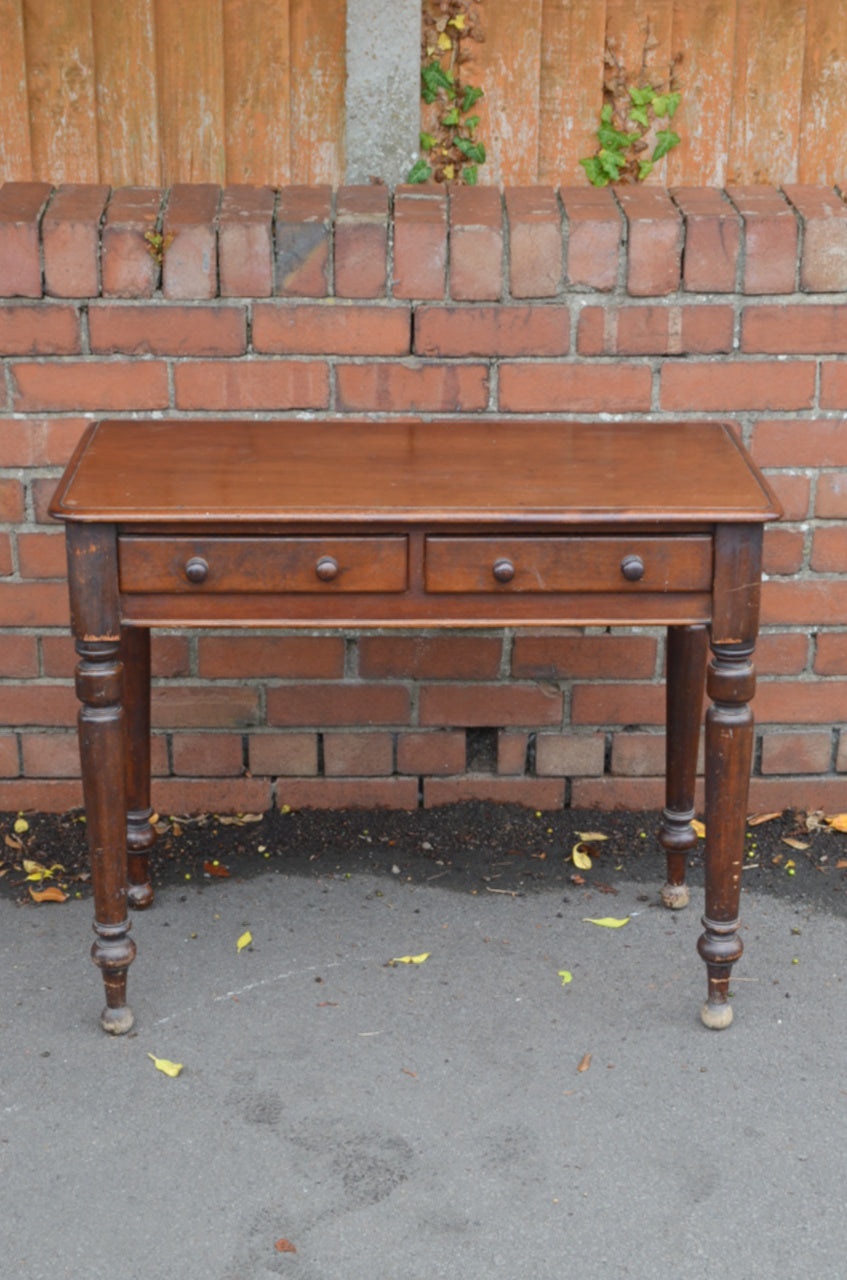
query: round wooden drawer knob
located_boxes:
[620,554,645,582]
[184,556,209,584]
[315,555,339,582]
[492,558,515,583]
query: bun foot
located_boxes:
[128,881,154,910]
[101,1003,134,1035]
[701,1001,733,1030]
[660,881,690,910]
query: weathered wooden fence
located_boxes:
[1,0,846,186]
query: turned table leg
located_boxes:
[123,626,156,909]
[659,624,707,909]
[76,639,136,1034]
[698,640,755,1030]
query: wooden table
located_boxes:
[50,419,781,1034]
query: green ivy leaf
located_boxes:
[638,159,654,181]
[628,85,655,107]
[462,164,479,185]
[600,104,614,125]
[652,128,681,162]
[462,84,484,112]
[442,107,461,127]
[465,114,480,132]
[579,156,608,187]
[598,148,625,179]
[419,132,436,151]
[628,106,650,129]
[455,137,486,163]
[421,61,454,104]
[407,158,433,184]
[653,92,681,119]
[598,125,635,151]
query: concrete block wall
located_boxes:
[1,179,845,813]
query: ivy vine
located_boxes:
[409,1,486,185]
[580,29,682,186]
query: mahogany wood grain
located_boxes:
[51,417,781,1036]
[119,535,409,594]
[122,626,155,910]
[52,420,779,526]
[424,534,712,593]
[659,624,708,910]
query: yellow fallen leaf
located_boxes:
[691,820,706,837]
[747,811,782,826]
[782,837,809,851]
[29,885,68,904]
[437,30,452,50]
[574,831,608,842]
[827,814,847,833]
[389,953,430,965]
[572,841,593,870]
[14,817,29,834]
[23,859,64,881]
[448,13,466,29]
[237,930,253,953]
[582,916,630,928]
[443,164,455,180]
[558,970,572,985]
[577,1052,592,1073]
[148,1054,183,1078]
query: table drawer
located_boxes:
[424,535,713,593]
[119,536,408,594]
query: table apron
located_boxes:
[118,591,713,628]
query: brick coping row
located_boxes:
[1,181,846,302]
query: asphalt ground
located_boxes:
[3,842,847,1280]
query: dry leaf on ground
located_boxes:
[29,885,68,904]
[571,842,593,870]
[148,1054,183,1077]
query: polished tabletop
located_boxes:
[50,419,780,526]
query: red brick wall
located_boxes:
[1,180,845,814]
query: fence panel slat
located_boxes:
[798,0,847,184]
[289,0,346,184]
[93,0,160,186]
[472,0,544,184]
[224,0,292,185]
[24,0,99,182]
[0,0,32,180]
[539,0,607,185]
[666,0,737,187]
[154,0,226,184]
[727,0,806,185]
[3,0,847,190]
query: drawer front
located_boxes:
[119,536,408,594]
[424,535,713,593]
